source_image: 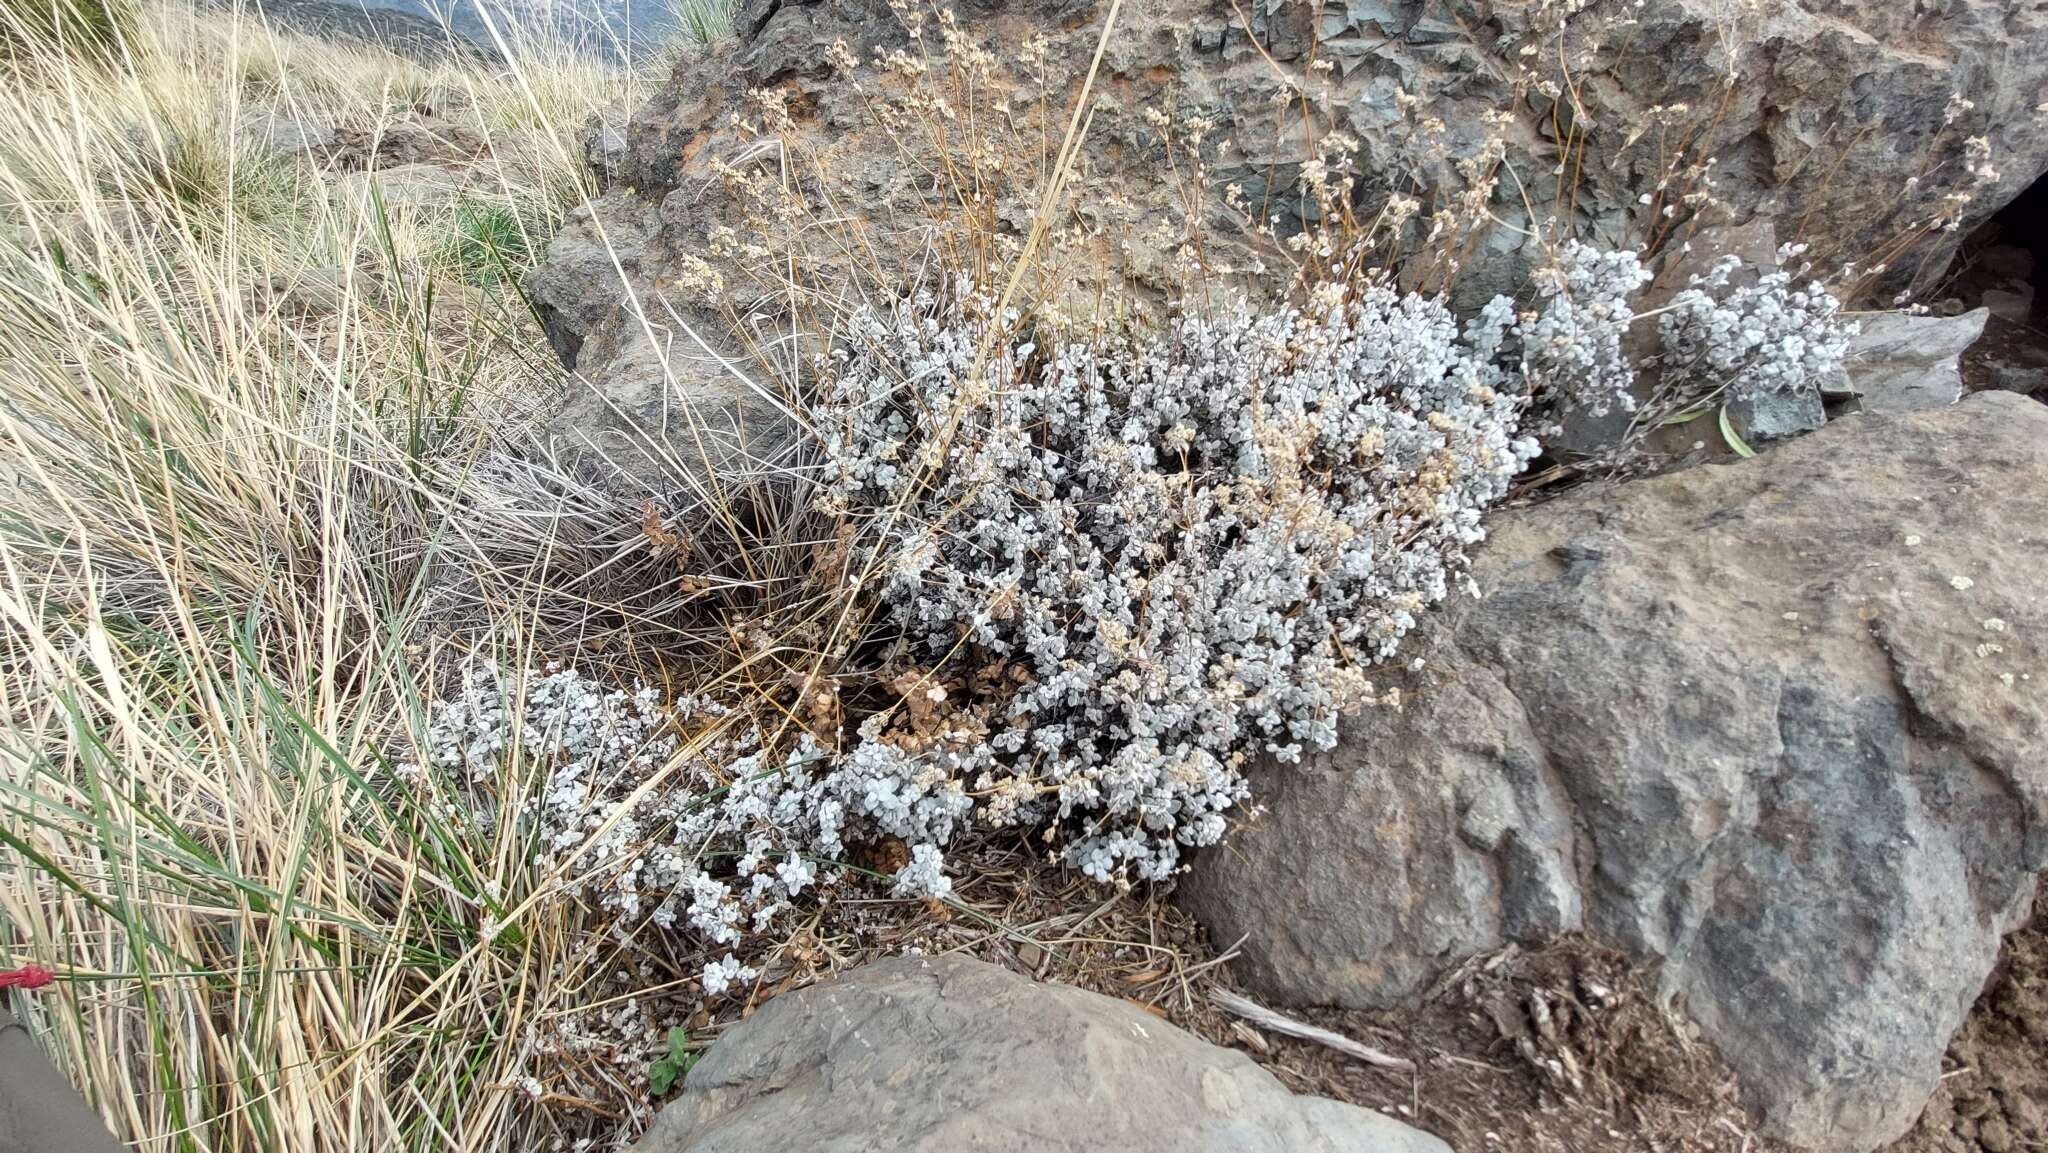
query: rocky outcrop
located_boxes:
[634,955,1449,1153]
[1179,391,2048,1153]
[580,100,631,189]
[531,0,2048,485]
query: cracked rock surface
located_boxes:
[633,954,1448,1153]
[1179,391,2048,1153]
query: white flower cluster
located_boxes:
[664,731,975,903]
[403,661,699,922]
[1654,244,1856,404]
[1523,241,1653,418]
[812,279,1542,883]
[700,953,757,996]
[404,663,979,984]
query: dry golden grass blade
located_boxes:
[0,5,664,1151]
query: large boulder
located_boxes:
[1179,391,2048,1153]
[635,955,1449,1153]
[531,0,2048,485]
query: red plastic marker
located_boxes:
[0,965,54,990]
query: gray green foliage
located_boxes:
[811,282,1540,882]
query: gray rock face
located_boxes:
[1847,309,1989,415]
[532,0,2047,484]
[238,111,337,160]
[580,101,631,188]
[1179,392,2048,1153]
[528,199,660,369]
[524,198,797,490]
[636,955,1449,1153]
[1728,385,1827,441]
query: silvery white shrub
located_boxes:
[400,661,699,922]
[403,241,1856,968]
[1653,243,1856,405]
[402,661,977,967]
[812,277,1541,883]
[1523,241,1652,417]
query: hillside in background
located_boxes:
[242,0,678,58]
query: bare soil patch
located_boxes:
[1202,939,1782,1153]
[1888,896,2048,1153]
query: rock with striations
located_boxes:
[633,954,1450,1153]
[1178,391,2048,1153]
[1845,309,1990,415]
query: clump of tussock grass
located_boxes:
[0,5,748,1151]
[0,0,133,61]
[667,0,737,45]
